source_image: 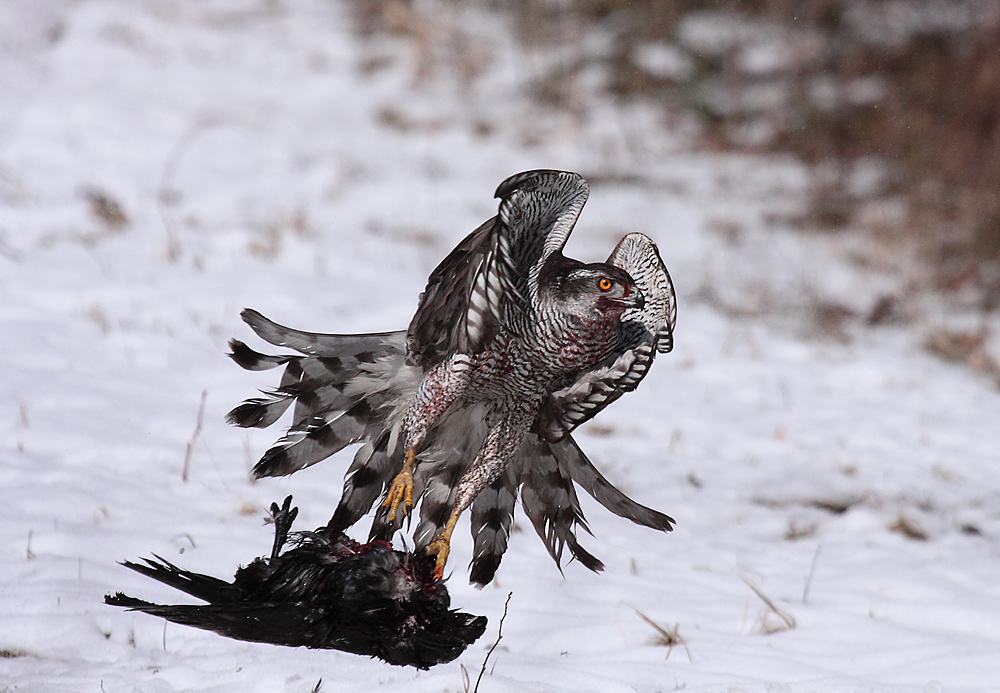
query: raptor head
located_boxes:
[542,256,645,320]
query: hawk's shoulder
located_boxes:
[406,170,591,369]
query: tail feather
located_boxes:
[116,556,241,604]
[518,434,604,574]
[230,311,415,482]
[253,405,372,478]
[108,596,326,648]
[105,592,152,609]
[468,468,517,587]
[331,435,397,535]
[241,308,400,358]
[227,352,304,428]
[228,339,294,371]
[289,365,361,427]
[227,390,297,429]
[550,436,674,532]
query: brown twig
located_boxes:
[474,592,512,693]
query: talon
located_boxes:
[424,536,451,580]
[424,506,462,580]
[383,473,413,522]
[382,449,416,522]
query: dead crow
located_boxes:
[106,497,486,668]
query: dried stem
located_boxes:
[628,604,693,663]
[182,390,207,482]
[803,542,822,604]
[744,577,796,633]
[474,592,512,693]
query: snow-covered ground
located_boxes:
[2,2,999,691]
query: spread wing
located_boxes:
[538,232,676,442]
[405,170,590,367]
[226,309,415,479]
[611,232,677,354]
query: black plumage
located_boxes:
[105,497,486,669]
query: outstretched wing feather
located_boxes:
[538,233,676,441]
[406,170,590,367]
[406,218,501,367]
[608,233,676,352]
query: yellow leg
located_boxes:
[381,448,416,522]
[424,506,462,580]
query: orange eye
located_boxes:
[598,277,613,291]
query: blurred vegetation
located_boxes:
[353,0,1000,315]
[506,0,1000,310]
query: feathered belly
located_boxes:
[463,340,551,409]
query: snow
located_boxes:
[2,1,1000,691]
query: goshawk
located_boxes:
[228,169,677,584]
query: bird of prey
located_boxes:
[106,497,486,668]
[228,169,677,585]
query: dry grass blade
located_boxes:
[888,514,928,541]
[802,542,822,604]
[743,578,796,634]
[182,390,207,482]
[628,604,692,663]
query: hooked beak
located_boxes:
[622,288,645,310]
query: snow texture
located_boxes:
[2,1,999,691]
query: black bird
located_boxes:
[105,497,487,668]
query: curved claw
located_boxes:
[423,505,462,580]
[381,449,416,523]
[424,536,451,581]
[382,471,413,522]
